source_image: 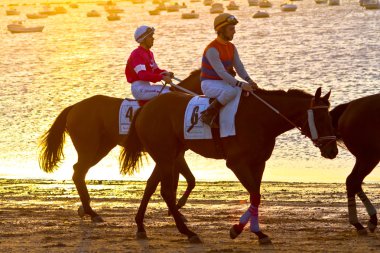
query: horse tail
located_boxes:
[330,102,349,140]
[119,108,146,176]
[38,105,73,173]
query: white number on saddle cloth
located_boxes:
[119,99,140,135]
[184,96,212,139]
[184,88,242,139]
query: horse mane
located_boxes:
[330,102,350,140]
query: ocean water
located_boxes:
[0,0,379,182]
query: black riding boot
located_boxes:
[200,99,223,128]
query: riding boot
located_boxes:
[200,99,223,128]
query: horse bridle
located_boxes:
[306,101,337,148]
[249,91,336,148]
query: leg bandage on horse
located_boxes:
[348,196,359,225]
[235,194,261,233]
[235,204,260,233]
[357,191,377,216]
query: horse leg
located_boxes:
[73,162,103,222]
[135,165,161,239]
[229,160,271,244]
[73,139,114,222]
[166,155,190,222]
[346,158,379,234]
[176,155,195,209]
[158,160,201,243]
[352,158,379,233]
[358,190,378,233]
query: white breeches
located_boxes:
[131,81,170,100]
[201,79,239,105]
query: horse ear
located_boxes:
[323,89,331,101]
[314,87,322,99]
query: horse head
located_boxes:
[302,87,338,159]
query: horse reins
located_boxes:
[159,77,199,96]
[171,77,199,95]
[248,90,336,147]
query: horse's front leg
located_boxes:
[358,190,377,233]
[346,158,379,234]
[228,160,271,244]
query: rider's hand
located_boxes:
[162,75,172,84]
[248,80,259,90]
[241,82,254,92]
[161,71,174,78]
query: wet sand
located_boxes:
[1,179,380,252]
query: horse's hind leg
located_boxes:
[346,158,379,234]
[176,155,195,209]
[72,137,114,222]
[135,165,161,239]
[158,159,201,243]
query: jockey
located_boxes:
[200,13,259,127]
[125,25,173,101]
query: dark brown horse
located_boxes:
[121,87,338,243]
[330,93,380,234]
[38,70,202,222]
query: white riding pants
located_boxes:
[201,79,239,105]
[131,81,170,100]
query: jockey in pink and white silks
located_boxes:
[200,13,259,128]
[125,26,173,101]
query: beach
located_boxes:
[1,0,380,251]
[1,179,380,252]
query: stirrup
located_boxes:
[200,112,218,128]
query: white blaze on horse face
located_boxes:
[307,109,318,140]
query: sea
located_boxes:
[0,0,379,183]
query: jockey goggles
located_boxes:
[214,15,239,31]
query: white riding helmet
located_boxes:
[134,25,155,43]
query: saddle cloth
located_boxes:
[119,99,141,135]
[184,88,242,139]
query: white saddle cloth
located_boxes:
[184,89,242,139]
[119,99,140,135]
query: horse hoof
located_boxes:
[230,224,243,239]
[357,228,368,236]
[136,231,148,240]
[259,236,272,245]
[188,235,202,244]
[91,215,104,223]
[368,221,377,233]
[78,206,85,218]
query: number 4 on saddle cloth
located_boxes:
[119,88,242,138]
[119,99,148,134]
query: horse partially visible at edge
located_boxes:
[120,87,338,243]
[330,93,380,234]
[38,70,202,222]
